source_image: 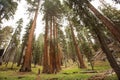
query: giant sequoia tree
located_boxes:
[20,0,40,72]
[42,0,63,73]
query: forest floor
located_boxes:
[0,61,118,80]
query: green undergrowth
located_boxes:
[0,61,118,80]
[93,61,111,72]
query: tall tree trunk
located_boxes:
[44,16,62,74]
[49,17,53,73]
[70,22,86,68]
[20,0,40,72]
[48,17,62,74]
[53,17,57,73]
[57,44,62,71]
[93,25,120,79]
[86,1,120,43]
[42,14,49,73]
[54,22,61,72]
[17,46,25,66]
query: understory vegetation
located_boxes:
[0,61,117,80]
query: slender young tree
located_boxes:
[65,27,77,63]
[2,19,23,67]
[69,22,86,68]
[10,18,23,68]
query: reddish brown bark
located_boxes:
[20,0,40,72]
[87,1,120,43]
[70,22,86,68]
[52,17,57,73]
[42,16,62,74]
[54,21,62,72]
[42,14,49,73]
[57,44,62,71]
[49,17,53,73]
[49,41,53,73]
[48,17,62,73]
